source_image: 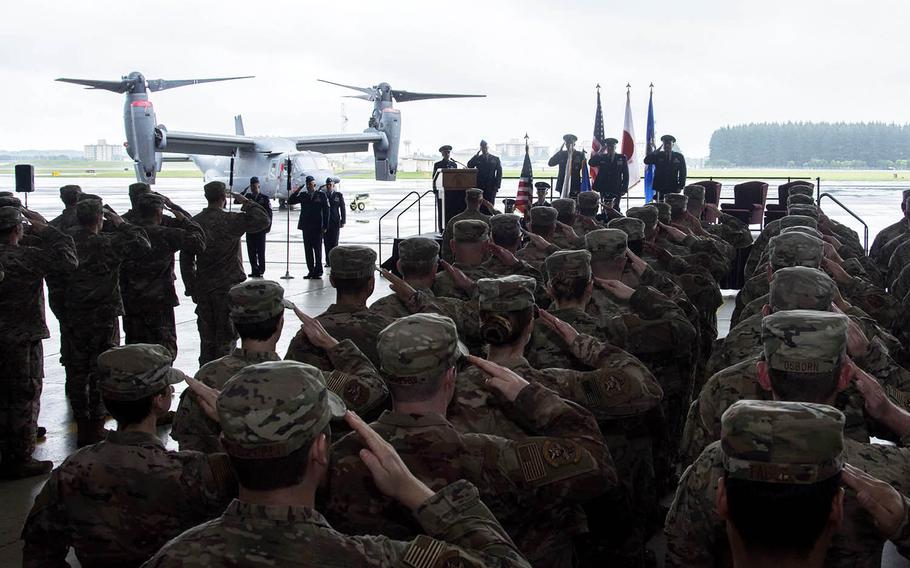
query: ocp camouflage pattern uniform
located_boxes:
[572,192,606,238]
[180,181,270,365]
[121,192,206,357]
[21,344,236,567]
[516,206,561,272]
[145,359,532,568]
[441,188,491,262]
[666,312,910,568]
[173,279,389,452]
[325,312,615,568]
[45,185,84,378]
[550,198,585,250]
[0,207,77,465]
[869,190,910,262]
[64,199,151,423]
[450,275,664,567]
[433,219,496,300]
[286,245,393,368]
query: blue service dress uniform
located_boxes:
[643,149,687,201]
[323,190,346,266]
[288,188,329,277]
[589,152,630,209]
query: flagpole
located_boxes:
[626,83,631,211]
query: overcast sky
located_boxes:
[1,0,908,158]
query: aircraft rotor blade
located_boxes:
[390,89,486,103]
[147,76,254,92]
[55,78,134,93]
[343,95,373,101]
[317,79,376,98]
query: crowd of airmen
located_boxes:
[1,159,910,567]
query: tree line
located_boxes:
[708,122,910,168]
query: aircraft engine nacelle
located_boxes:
[123,94,160,184]
[373,107,400,181]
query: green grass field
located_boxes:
[5,160,910,182]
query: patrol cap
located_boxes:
[768,232,824,270]
[377,313,467,383]
[787,204,819,220]
[478,275,537,312]
[660,134,676,143]
[398,236,440,263]
[626,206,658,230]
[78,193,102,202]
[779,214,818,230]
[452,219,490,242]
[552,198,577,216]
[250,176,260,185]
[586,228,628,260]
[136,192,165,210]
[466,188,483,201]
[546,249,592,280]
[563,134,578,144]
[490,214,521,242]
[788,184,815,197]
[761,310,849,374]
[438,144,452,153]
[577,192,600,211]
[128,182,151,199]
[721,400,845,484]
[683,184,706,205]
[787,193,815,206]
[0,206,23,230]
[204,181,228,200]
[769,267,837,311]
[228,280,291,324]
[664,193,688,214]
[653,202,671,224]
[305,175,315,183]
[604,137,619,145]
[217,360,346,459]
[0,194,21,208]
[780,225,823,239]
[530,206,557,227]
[328,245,377,279]
[98,344,188,402]
[59,184,82,201]
[534,181,551,192]
[607,217,645,240]
[76,197,103,219]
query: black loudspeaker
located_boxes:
[15,164,35,193]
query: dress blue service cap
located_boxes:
[250,176,259,184]
[305,175,315,183]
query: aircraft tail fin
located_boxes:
[234,115,245,136]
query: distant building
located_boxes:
[495,139,550,161]
[84,139,125,161]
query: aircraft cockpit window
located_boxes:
[314,156,330,170]
[294,156,317,171]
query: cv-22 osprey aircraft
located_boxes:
[56,72,484,204]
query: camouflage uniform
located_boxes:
[433,220,494,300]
[146,359,532,568]
[180,181,270,365]
[64,200,151,424]
[743,213,818,278]
[121,193,206,357]
[572,192,605,238]
[0,208,77,467]
[869,190,910,261]
[667,312,910,568]
[550,199,585,250]
[21,344,236,567]
[173,280,389,452]
[441,188,490,262]
[450,275,664,567]
[326,312,614,568]
[516,207,561,272]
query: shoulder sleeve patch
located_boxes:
[403,534,446,568]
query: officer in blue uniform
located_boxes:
[244,176,272,277]
[643,134,687,201]
[288,175,329,279]
[589,138,629,210]
[323,177,346,267]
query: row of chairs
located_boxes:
[693,179,815,228]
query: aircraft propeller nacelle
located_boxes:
[123,93,163,184]
[373,108,400,181]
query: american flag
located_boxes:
[514,136,532,213]
[589,86,607,182]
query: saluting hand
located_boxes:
[186,377,221,423]
[440,260,476,293]
[488,242,520,267]
[595,278,635,300]
[345,411,434,511]
[292,304,339,350]
[378,267,421,311]
[842,464,906,539]
[538,309,578,345]
[466,355,530,402]
[521,228,552,250]
[20,208,48,232]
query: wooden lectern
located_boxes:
[436,168,477,231]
